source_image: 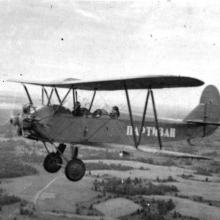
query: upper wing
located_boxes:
[7,75,204,90]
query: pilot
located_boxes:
[73,101,82,116]
[110,106,120,118]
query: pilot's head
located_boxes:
[112,106,119,112]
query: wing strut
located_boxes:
[54,87,72,114]
[150,89,162,149]
[124,82,162,149]
[43,87,50,104]
[89,90,97,112]
[23,85,33,105]
[47,88,54,106]
[54,87,62,104]
[42,87,44,105]
[203,104,207,137]
[124,82,138,148]
[137,90,150,146]
[73,88,76,110]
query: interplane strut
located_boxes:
[54,87,62,104]
[72,88,76,110]
[89,90,97,112]
[124,82,162,150]
[54,87,72,114]
[23,85,33,105]
[47,88,54,106]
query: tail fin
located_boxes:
[184,85,220,123]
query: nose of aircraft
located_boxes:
[10,114,23,128]
[10,114,24,136]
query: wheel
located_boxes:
[65,158,86,181]
[43,152,62,173]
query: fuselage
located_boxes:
[24,105,218,146]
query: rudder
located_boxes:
[184,85,220,123]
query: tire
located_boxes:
[43,152,62,173]
[65,158,86,181]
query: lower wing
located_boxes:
[78,142,212,160]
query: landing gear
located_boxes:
[42,143,86,181]
[43,143,66,173]
[65,146,86,181]
[43,152,62,173]
[65,158,86,181]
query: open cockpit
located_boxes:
[20,84,120,121]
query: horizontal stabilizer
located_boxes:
[187,120,220,126]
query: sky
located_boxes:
[1,0,220,110]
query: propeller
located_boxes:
[10,113,23,136]
[10,104,34,137]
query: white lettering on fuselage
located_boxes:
[126,126,176,138]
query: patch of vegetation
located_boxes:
[195,167,212,176]
[0,157,39,178]
[155,176,177,183]
[85,161,134,171]
[205,160,220,174]
[181,159,193,166]
[19,200,36,217]
[121,197,175,220]
[173,211,200,220]
[177,146,197,154]
[160,159,177,167]
[0,152,39,178]
[81,149,121,160]
[19,152,44,164]
[202,151,219,157]
[94,177,178,196]
[0,188,21,209]
[0,139,40,178]
[178,174,194,179]
[157,199,175,215]
[134,157,155,165]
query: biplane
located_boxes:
[8,75,220,181]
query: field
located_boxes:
[144,195,220,220]
[94,198,142,217]
[1,157,220,220]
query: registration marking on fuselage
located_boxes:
[126,126,176,138]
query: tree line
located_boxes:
[0,188,21,211]
[94,177,179,196]
[0,153,39,179]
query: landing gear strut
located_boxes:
[65,146,86,182]
[43,143,86,181]
[43,143,66,173]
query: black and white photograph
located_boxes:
[0,1,220,220]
